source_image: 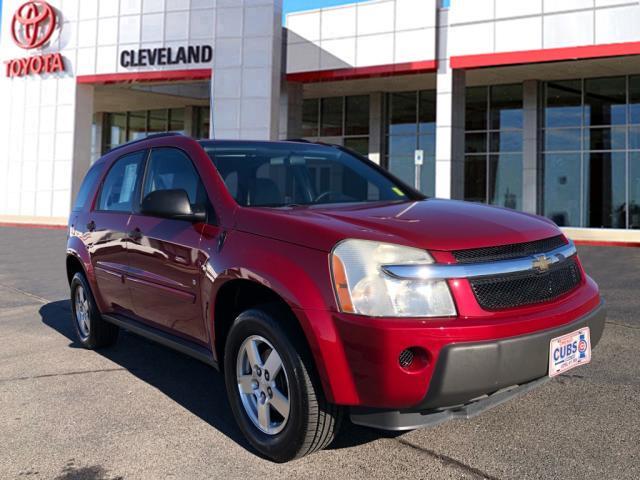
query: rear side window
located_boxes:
[97,151,146,212]
[73,163,104,211]
[142,148,209,210]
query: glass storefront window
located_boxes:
[102,107,201,153]
[464,84,523,209]
[629,126,640,150]
[629,153,640,229]
[629,76,640,125]
[344,137,370,157]
[489,154,522,210]
[345,96,369,136]
[388,92,418,135]
[584,77,626,127]
[546,80,582,128]
[543,153,581,227]
[320,97,343,136]
[586,152,626,228]
[302,99,319,137]
[584,127,626,151]
[108,113,126,150]
[465,132,486,154]
[302,95,370,156]
[148,109,168,134]
[196,106,211,139]
[489,131,523,153]
[419,90,436,134]
[545,128,582,152]
[542,76,638,229]
[128,111,147,141]
[490,84,523,130]
[389,135,418,157]
[464,156,486,204]
[169,108,185,134]
[418,155,436,197]
[385,90,437,196]
[465,86,487,131]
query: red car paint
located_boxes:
[67,135,602,410]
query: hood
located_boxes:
[233,199,561,253]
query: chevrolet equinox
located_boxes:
[66,133,605,462]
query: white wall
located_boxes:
[286,0,437,73]
[449,0,640,57]
[0,0,287,220]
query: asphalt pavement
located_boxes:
[0,226,638,479]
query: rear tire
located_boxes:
[70,272,119,349]
[224,306,341,462]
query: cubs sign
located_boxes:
[4,1,66,78]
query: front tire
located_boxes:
[70,272,119,349]
[224,306,341,462]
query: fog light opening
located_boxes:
[399,349,414,368]
[398,347,430,371]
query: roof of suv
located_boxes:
[105,133,323,156]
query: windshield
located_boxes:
[200,141,418,207]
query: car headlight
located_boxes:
[331,239,456,317]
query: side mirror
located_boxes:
[140,189,207,223]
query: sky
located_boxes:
[283,0,370,15]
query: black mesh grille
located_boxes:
[470,257,582,310]
[453,235,567,264]
[398,349,414,368]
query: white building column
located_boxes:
[211,0,284,140]
[70,84,95,205]
[522,80,539,215]
[279,81,303,140]
[435,9,465,199]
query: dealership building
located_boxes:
[1,0,640,242]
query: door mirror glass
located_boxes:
[140,189,206,223]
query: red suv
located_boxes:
[66,133,605,462]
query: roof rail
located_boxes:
[106,132,185,154]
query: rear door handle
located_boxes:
[86,220,96,232]
[129,228,142,241]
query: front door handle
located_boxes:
[129,228,142,241]
[86,220,96,232]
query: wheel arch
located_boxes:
[66,237,107,312]
[211,275,341,403]
[66,252,86,285]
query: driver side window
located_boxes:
[142,148,208,211]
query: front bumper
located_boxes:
[350,301,606,430]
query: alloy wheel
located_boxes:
[74,285,90,339]
[236,335,290,435]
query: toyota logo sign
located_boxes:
[4,1,65,77]
[11,1,57,50]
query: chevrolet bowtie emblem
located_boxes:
[532,254,552,272]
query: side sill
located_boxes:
[102,314,218,370]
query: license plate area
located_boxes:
[548,327,591,377]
